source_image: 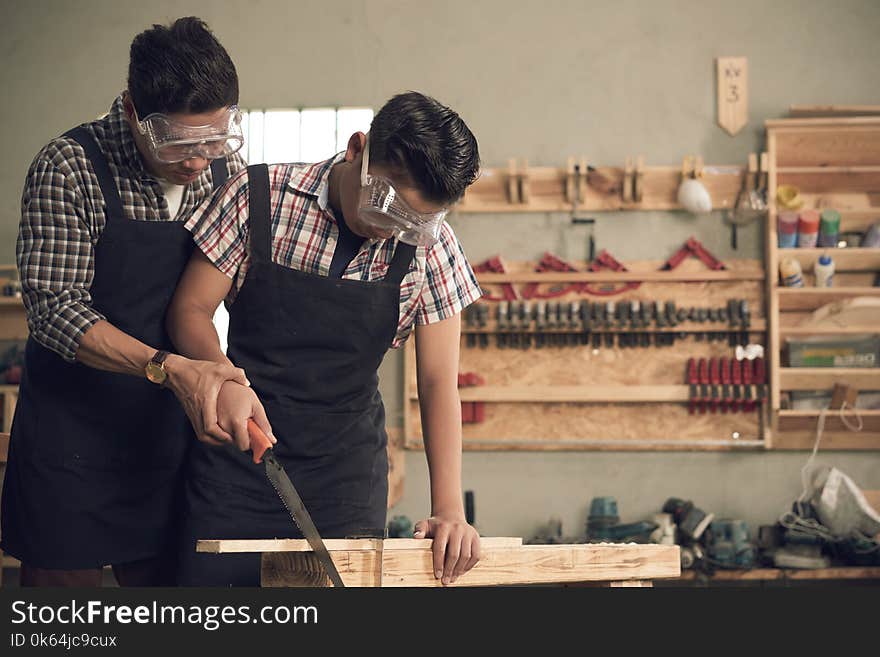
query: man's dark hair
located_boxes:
[128,17,238,117]
[369,92,480,205]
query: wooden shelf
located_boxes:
[413,385,692,403]
[463,319,767,335]
[0,297,23,307]
[777,166,880,174]
[778,409,880,432]
[777,287,880,311]
[779,326,879,337]
[778,368,880,391]
[476,270,764,284]
[777,248,880,272]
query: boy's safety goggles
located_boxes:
[134,106,244,164]
[357,137,448,247]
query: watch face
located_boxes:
[145,362,167,384]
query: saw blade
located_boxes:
[263,454,345,587]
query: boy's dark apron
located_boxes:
[178,164,415,585]
[0,126,228,569]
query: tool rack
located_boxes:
[403,251,769,451]
[765,117,880,449]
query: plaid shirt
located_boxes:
[17,95,246,362]
[186,156,482,348]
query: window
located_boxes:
[212,106,374,352]
[240,107,374,164]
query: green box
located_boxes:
[785,334,879,368]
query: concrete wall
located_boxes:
[4,1,879,539]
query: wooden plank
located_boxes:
[777,248,880,272]
[0,431,9,463]
[775,131,880,167]
[198,537,524,554]
[778,287,880,311]
[2,392,17,434]
[413,385,691,403]
[777,170,880,194]
[260,543,681,587]
[766,117,880,130]
[716,57,748,136]
[778,368,880,391]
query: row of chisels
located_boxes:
[686,357,766,414]
[463,299,754,349]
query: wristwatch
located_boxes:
[145,350,170,385]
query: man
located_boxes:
[1,17,251,586]
[167,91,483,586]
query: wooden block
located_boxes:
[198,537,523,554]
[257,542,680,588]
[0,431,8,463]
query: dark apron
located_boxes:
[0,127,227,569]
[178,164,415,586]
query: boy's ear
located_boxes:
[344,132,367,163]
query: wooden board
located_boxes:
[0,431,8,463]
[253,541,681,587]
[198,537,523,553]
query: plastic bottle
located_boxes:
[814,252,834,287]
[779,257,804,288]
[777,211,799,248]
[817,209,841,248]
[797,210,820,248]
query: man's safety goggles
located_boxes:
[134,106,244,164]
[357,137,448,247]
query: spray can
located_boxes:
[780,257,804,288]
[777,211,799,248]
[797,210,820,248]
[814,252,834,287]
[818,209,841,248]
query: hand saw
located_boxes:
[247,418,345,587]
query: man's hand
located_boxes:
[163,355,255,446]
[413,514,481,586]
[215,380,275,452]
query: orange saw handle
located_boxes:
[247,418,273,464]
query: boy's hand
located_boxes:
[413,514,481,586]
[216,380,275,452]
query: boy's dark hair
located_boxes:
[128,17,238,117]
[369,92,480,205]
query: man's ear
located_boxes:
[344,131,367,163]
[121,92,137,123]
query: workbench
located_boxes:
[196,537,681,587]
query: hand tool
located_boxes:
[496,301,508,348]
[720,357,731,413]
[731,359,743,413]
[742,358,755,412]
[604,302,615,348]
[555,302,565,347]
[727,299,740,347]
[590,302,602,349]
[477,304,489,348]
[739,300,751,347]
[464,305,477,348]
[534,301,546,348]
[661,236,727,271]
[579,302,592,345]
[753,357,767,405]
[568,302,580,346]
[698,357,709,414]
[247,419,345,587]
[520,301,532,349]
[686,358,698,415]
[709,358,720,414]
[508,302,520,349]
